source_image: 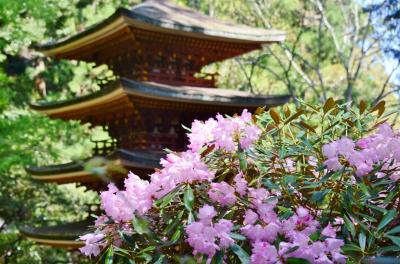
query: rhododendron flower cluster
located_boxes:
[100,151,214,222]
[79,101,400,263]
[323,123,400,179]
[185,205,234,262]
[188,109,261,152]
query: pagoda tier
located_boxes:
[20,219,91,249]
[31,78,290,151]
[25,0,289,251]
[26,148,163,188]
[35,0,285,87]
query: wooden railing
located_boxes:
[91,139,117,156]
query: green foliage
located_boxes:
[0,0,140,262]
[93,99,399,263]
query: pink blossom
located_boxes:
[186,206,234,260]
[100,184,134,222]
[79,233,104,257]
[208,181,236,206]
[150,151,214,198]
[250,241,280,264]
[324,157,342,171]
[187,118,217,152]
[186,109,261,152]
[234,172,248,196]
[240,124,261,149]
[322,123,400,179]
[240,109,252,123]
[198,205,217,225]
[214,219,234,248]
[282,207,319,241]
[100,173,153,221]
[321,223,336,238]
[94,215,109,227]
[244,210,258,225]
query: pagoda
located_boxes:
[20,0,290,249]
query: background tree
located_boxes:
[0,0,398,263]
[0,0,138,262]
[179,0,399,115]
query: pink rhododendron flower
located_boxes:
[94,215,109,227]
[322,123,400,180]
[234,171,248,196]
[79,233,104,257]
[244,209,258,225]
[186,109,261,152]
[188,118,217,152]
[208,181,236,206]
[150,151,214,198]
[198,204,217,225]
[186,205,234,262]
[240,124,261,149]
[250,241,280,264]
[100,183,135,222]
[282,207,319,241]
[100,173,153,221]
[321,223,337,238]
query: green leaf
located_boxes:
[105,246,114,264]
[230,233,246,241]
[184,186,194,211]
[162,228,182,247]
[211,251,223,264]
[366,204,387,214]
[359,232,366,251]
[118,231,136,248]
[164,211,184,235]
[263,179,279,190]
[386,226,400,235]
[311,189,331,204]
[386,235,400,247]
[286,257,311,264]
[283,175,296,185]
[283,246,300,255]
[377,245,400,254]
[341,243,362,253]
[139,253,152,262]
[343,214,356,238]
[238,151,247,171]
[138,246,156,254]
[230,244,249,264]
[155,185,181,208]
[377,210,397,232]
[154,254,166,264]
[132,216,150,235]
[309,231,320,241]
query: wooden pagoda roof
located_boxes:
[20,219,90,249]
[26,149,163,184]
[30,78,291,120]
[36,0,285,57]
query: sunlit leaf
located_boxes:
[269,108,281,124]
[377,210,397,232]
[230,244,249,264]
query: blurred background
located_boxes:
[0,0,399,263]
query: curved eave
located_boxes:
[30,78,291,117]
[26,161,84,176]
[22,236,84,249]
[35,7,285,57]
[20,220,90,249]
[108,149,163,169]
[122,79,292,108]
[29,82,121,116]
[26,149,162,183]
